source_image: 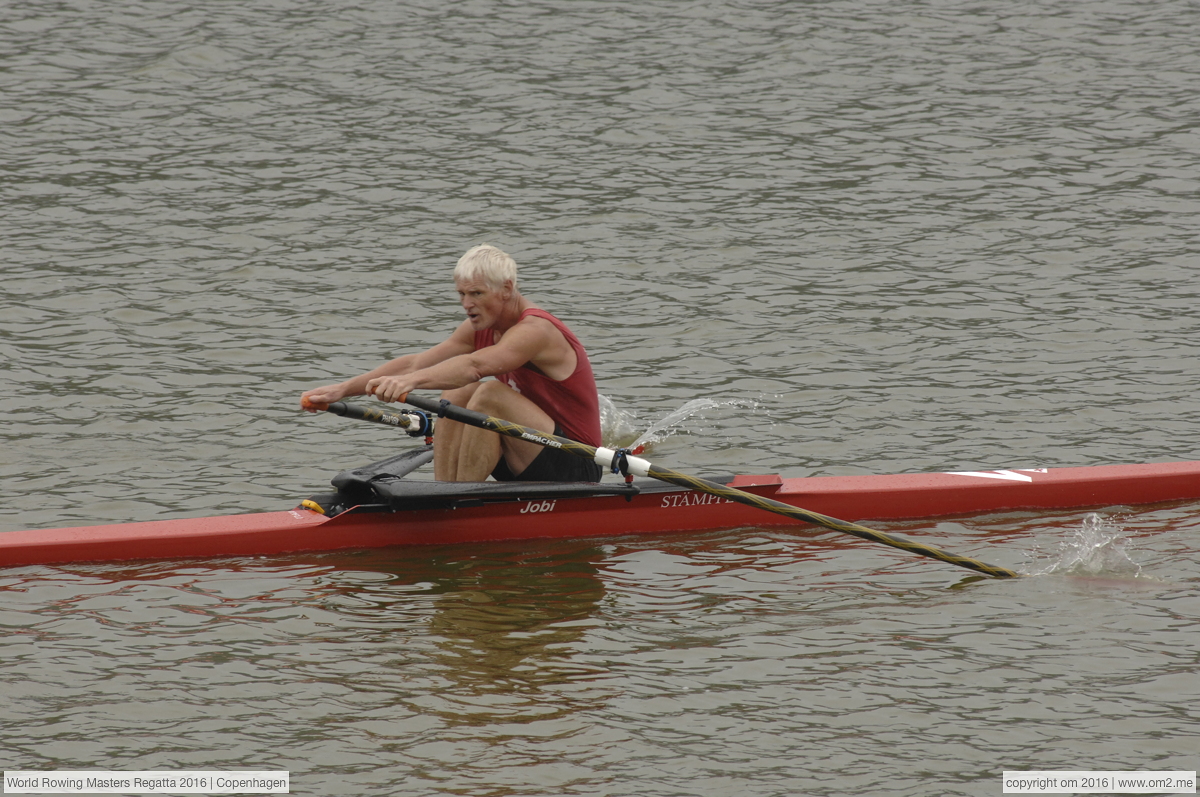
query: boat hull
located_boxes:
[3,461,1199,567]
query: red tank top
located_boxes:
[473,308,602,446]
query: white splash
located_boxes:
[628,397,759,454]
[1024,513,1144,577]
[598,395,762,452]
[598,393,640,448]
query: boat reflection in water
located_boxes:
[314,541,612,728]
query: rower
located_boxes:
[300,244,603,483]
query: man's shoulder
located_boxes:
[510,309,576,364]
[514,308,565,335]
[519,306,556,321]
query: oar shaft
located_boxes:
[402,394,1020,579]
[643,466,1018,578]
[309,400,434,440]
[324,401,421,431]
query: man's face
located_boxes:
[456,278,510,330]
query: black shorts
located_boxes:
[491,424,604,483]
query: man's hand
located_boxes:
[300,384,346,411]
[366,375,412,404]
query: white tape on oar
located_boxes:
[593,447,653,477]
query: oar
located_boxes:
[303,398,434,441]
[387,394,1020,579]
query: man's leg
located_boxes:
[432,383,480,481]
[434,381,556,481]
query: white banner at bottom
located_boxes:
[3,771,289,794]
[1003,771,1196,794]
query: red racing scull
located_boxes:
[3,450,1199,569]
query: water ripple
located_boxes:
[5,0,1200,793]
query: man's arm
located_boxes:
[366,315,571,402]
[300,322,477,408]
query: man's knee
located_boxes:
[462,380,552,429]
[463,380,511,411]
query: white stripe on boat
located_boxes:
[945,469,1049,482]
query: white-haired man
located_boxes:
[300,245,603,483]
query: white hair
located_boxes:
[453,244,518,292]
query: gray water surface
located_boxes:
[3,1,1199,794]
